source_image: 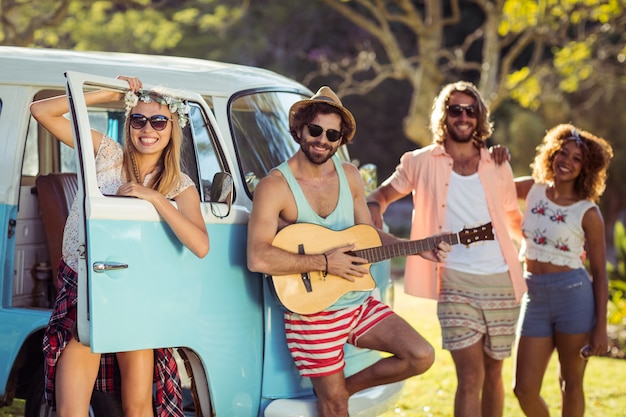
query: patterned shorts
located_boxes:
[437,268,520,360]
[284,296,393,377]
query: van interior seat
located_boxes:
[35,173,78,290]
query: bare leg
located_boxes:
[117,349,155,417]
[513,335,553,417]
[344,314,435,395]
[482,353,504,417]
[55,337,102,417]
[450,341,485,417]
[311,372,350,417]
[554,332,589,417]
[311,313,433,417]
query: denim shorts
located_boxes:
[518,268,596,337]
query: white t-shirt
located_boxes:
[443,171,508,274]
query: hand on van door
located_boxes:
[117,178,209,259]
[117,182,161,201]
[118,75,142,92]
[29,76,141,155]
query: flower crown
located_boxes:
[124,90,191,128]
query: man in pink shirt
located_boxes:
[367,81,525,417]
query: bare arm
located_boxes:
[366,182,408,229]
[116,183,209,258]
[515,176,535,201]
[247,174,333,276]
[247,170,370,281]
[29,76,141,154]
[582,206,609,356]
[345,163,448,263]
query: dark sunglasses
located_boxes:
[306,123,343,142]
[446,104,477,118]
[129,114,172,131]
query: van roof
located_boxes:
[0,46,309,97]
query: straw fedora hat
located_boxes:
[289,86,356,142]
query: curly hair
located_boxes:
[430,81,493,146]
[531,123,613,202]
[290,102,353,146]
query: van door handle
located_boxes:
[93,261,129,272]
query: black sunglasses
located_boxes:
[306,123,343,142]
[446,104,477,118]
[129,114,172,131]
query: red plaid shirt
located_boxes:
[43,260,183,416]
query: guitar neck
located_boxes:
[353,232,459,264]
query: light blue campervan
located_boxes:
[0,47,400,417]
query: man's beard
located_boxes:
[446,122,475,143]
[301,140,336,165]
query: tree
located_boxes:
[0,0,71,46]
[4,0,624,240]
[310,0,624,146]
[307,0,625,244]
[0,0,249,53]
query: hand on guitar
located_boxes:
[326,244,370,282]
[418,239,451,263]
[268,222,492,314]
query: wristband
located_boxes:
[322,253,328,277]
[366,201,380,209]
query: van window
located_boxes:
[59,109,126,174]
[24,90,127,177]
[24,91,225,201]
[188,103,226,201]
[229,91,304,194]
[22,118,40,177]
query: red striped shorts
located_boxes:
[284,296,393,377]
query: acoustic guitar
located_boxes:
[268,222,494,314]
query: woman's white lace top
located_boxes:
[62,136,194,271]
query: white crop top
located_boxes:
[520,183,595,269]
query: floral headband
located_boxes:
[124,90,191,128]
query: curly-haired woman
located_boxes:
[513,123,613,417]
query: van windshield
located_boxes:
[229,91,349,196]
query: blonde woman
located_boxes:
[30,76,208,417]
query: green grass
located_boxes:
[3,280,624,417]
[380,279,626,417]
[0,399,24,417]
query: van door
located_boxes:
[65,72,264,416]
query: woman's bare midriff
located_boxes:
[525,258,574,274]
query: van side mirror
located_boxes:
[209,172,233,218]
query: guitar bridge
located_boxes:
[298,244,313,293]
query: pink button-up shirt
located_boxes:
[384,143,526,301]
